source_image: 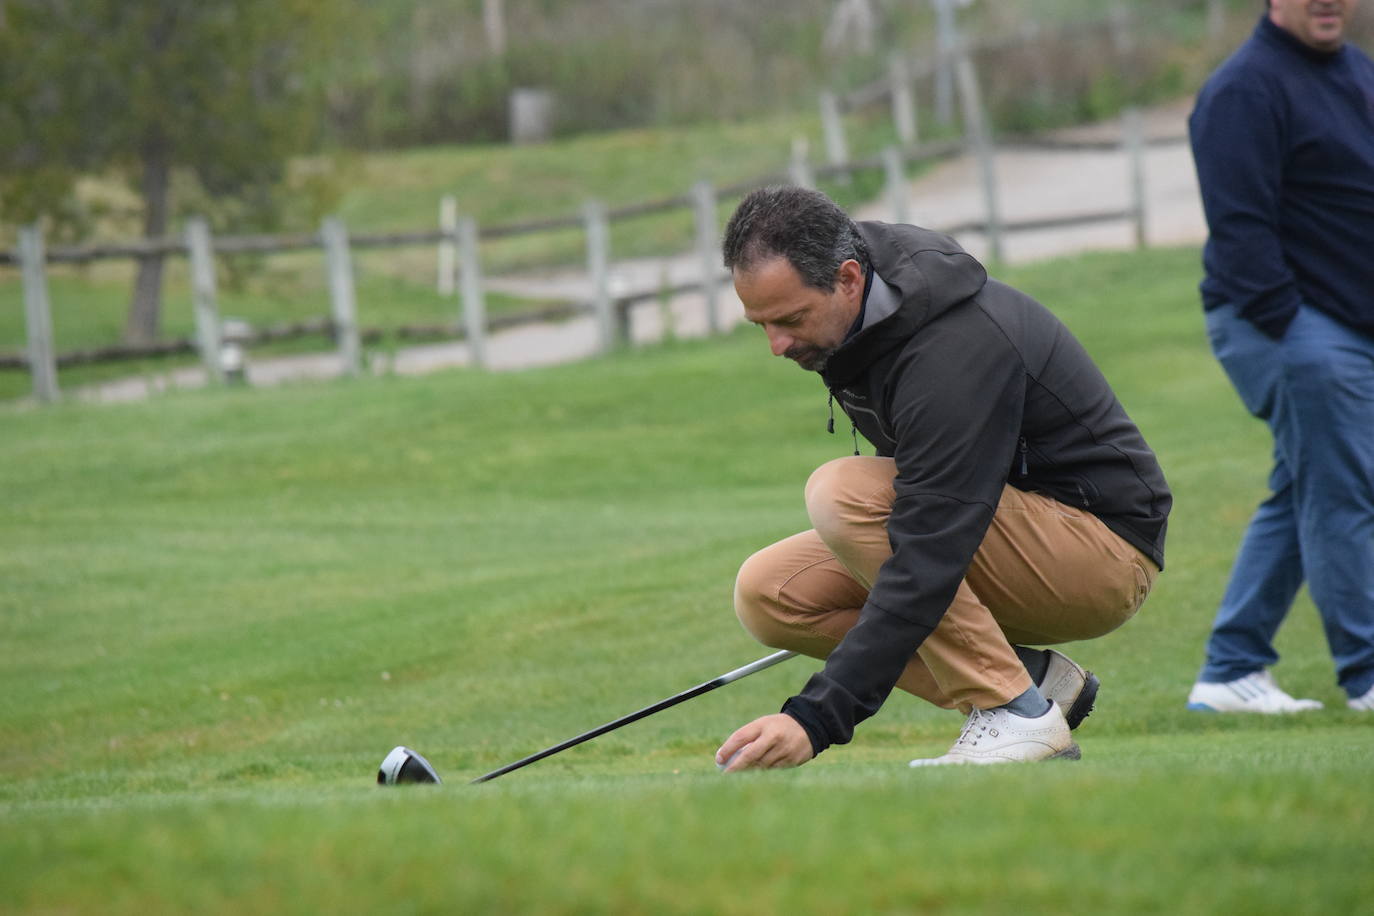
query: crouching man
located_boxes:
[715,187,1170,770]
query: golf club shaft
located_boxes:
[470,649,797,784]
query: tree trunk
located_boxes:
[125,131,171,345]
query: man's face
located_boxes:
[734,256,865,373]
[1269,0,1358,51]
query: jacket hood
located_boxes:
[822,221,988,386]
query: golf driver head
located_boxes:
[377,746,442,785]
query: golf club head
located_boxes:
[377,746,442,785]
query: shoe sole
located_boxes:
[1049,743,1081,761]
[1184,700,1323,714]
[1064,671,1099,731]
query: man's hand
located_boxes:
[715,713,814,772]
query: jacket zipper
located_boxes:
[1018,437,1029,477]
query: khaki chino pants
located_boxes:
[735,457,1158,711]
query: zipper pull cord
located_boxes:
[827,392,836,435]
[851,422,860,457]
[1018,437,1029,477]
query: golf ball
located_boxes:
[716,748,745,772]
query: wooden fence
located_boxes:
[2,1,1199,404]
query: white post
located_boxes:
[819,90,850,180]
[18,224,59,403]
[458,215,487,368]
[955,52,1003,262]
[185,216,224,384]
[789,137,815,189]
[657,263,676,342]
[438,195,458,296]
[889,54,918,148]
[1206,0,1226,43]
[1109,2,1134,57]
[320,216,362,377]
[1123,107,1148,249]
[482,0,507,56]
[692,180,721,336]
[932,0,958,125]
[1024,21,1053,110]
[882,147,910,226]
[583,200,615,353]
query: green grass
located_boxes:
[3,246,1369,913]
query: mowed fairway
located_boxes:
[2,247,1370,914]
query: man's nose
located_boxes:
[765,328,792,356]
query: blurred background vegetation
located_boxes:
[1,0,1370,359]
[3,0,1316,244]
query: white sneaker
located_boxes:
[909,703,1080,767]
[1186,670,1323,714]
[1348,684,1374,711]
[1038,649,1098,731]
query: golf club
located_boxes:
[376,648,797,785]
[471,648,797,783]
[377,745,443,785]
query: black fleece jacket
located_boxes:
[780,222,1171,755]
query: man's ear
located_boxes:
[836,259,866,301]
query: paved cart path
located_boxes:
[69,100,1205,404]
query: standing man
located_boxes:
[1185,0,1374,714]
[713,187,1170,770]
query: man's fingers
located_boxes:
[715,722,762,765]
[721,740,758,772]
[718,714,813,772]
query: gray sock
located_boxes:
[998,685,1052,718]
[1013,645,1051,685]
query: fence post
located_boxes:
[438,195,458,296]
[583,199,616,353]
[18,224,59,403]
[691,180,721,336]
[819,91,850,181]
[320,216,362,377]
[1108,2,1134,57]
[932,0,958,125]
[458,215,487,368]
[1024,21,1054,110]
[185,216,224,385]
[954,52,1003,262]
[882,147,911,226]
[1123,107,1148,250]
[789,137,815,189]
[1206,0,1226,43]
[889,54,918,148]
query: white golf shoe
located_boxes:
[1037,649,1098,730]
[909,702,1080,767]
[1348,684,1374,711]
[1186,670,1323,714]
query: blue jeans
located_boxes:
[1200,303,1374,698]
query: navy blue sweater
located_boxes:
[1189,16,1374,339]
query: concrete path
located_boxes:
[67,100,1206,405]
[856,99,1205,263]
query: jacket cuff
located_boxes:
[781,698,830,757]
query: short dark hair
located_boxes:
[722,186,870,292]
